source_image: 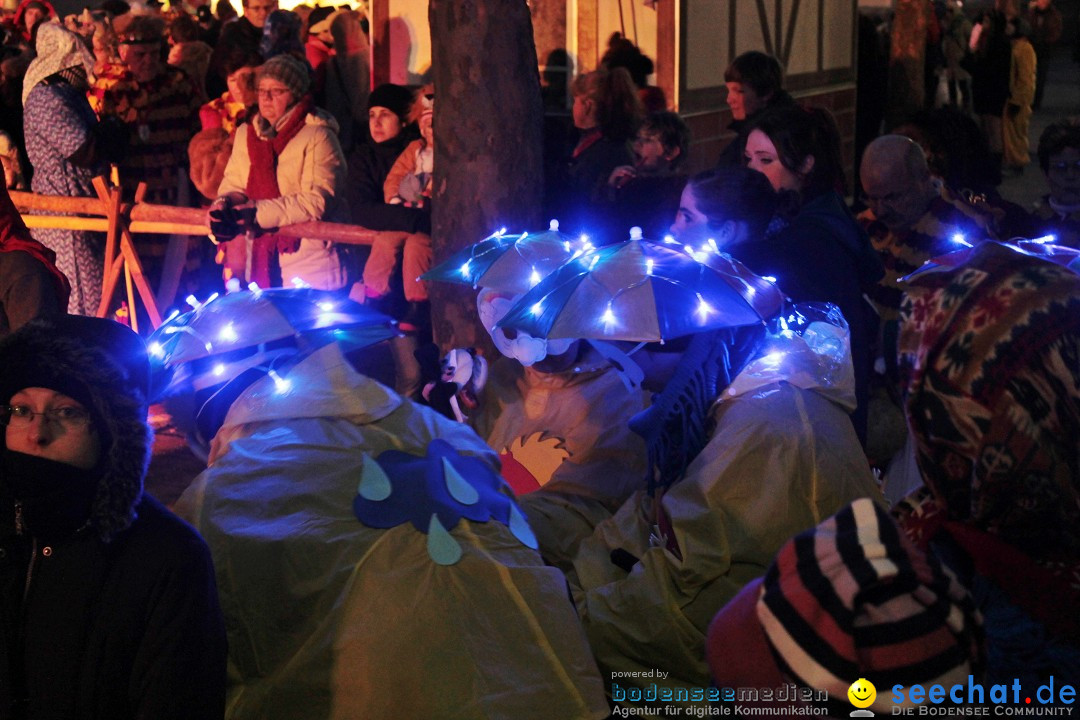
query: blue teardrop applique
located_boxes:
[426,513,463,565]
[508,503,539,550]
[357,453,392,501]
[443,456,479,505]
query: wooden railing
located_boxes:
[11,177,392,331]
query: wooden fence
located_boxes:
[11,177,393,331]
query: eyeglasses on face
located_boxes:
[1,405,92,429]
[859,189,908,207]
[256,87,290,99]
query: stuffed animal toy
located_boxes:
[420,347,488,422]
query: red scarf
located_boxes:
[0,184,71,310]
[571,128,603,160]
[244,96,313,287]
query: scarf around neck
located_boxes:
[244,95,314,286]
[2,449,102,542]
[629,325,764,496]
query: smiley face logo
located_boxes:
[848,678,876,709]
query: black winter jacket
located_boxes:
[0,319,226,719]
[727,191,883,446]
[0,493,227,720]
[345,131,430,234]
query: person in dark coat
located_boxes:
[1030,117,1080,248]
[547,66,641,238]
[206,0,276,98]
[344,83,428,398]
[715,51,794,168]
[742,105,884,447]
[0,315,227,719]
[600,110,690,240]
[345,83,426,236]
[969,10,1012,170]
[0,182,68,337]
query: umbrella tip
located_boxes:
[549,219,560,231]
[629,226,643,240]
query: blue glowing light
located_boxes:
[1031,234,1056,244]
[219,323,238,342]
[148,341,165,358]
[695,293,713,321]
[269,369,291,394]
[530,301,544,317]
[951,233,973,247]
[762,275,777,283]
[185,294,200,309]
[601,303,617,327]
[213,363,226,377]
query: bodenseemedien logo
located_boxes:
[849,678,877,717]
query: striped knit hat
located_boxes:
[707,498,983,714]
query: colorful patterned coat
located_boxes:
[858,187,999,321]
[898,242,1080,618]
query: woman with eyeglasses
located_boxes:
[211,53,354,292]
[1030,118,1080,249]
[0,314,226,719]
[741,105,883,447]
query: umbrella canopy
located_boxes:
[421,220,586,295]
[148,288,396,368]
[496,234,784,343]
[902,239,1080,282]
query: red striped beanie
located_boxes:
[708,498,983,714]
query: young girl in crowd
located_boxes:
[548,66,642,236]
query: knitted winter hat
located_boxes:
[256,53,310,99]
[707,498,984,715]
[367,83,413,122]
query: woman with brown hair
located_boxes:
[548,65,642,235]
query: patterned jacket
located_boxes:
[858,186,999,321]
[88,64,202,204]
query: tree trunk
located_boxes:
[428,0,545,352]
[886,0,929,129]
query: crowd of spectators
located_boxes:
[0,0,1078,717]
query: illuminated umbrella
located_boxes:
[421,220,586,294]
[902,238,1080,282]
[148,287,396,367]
[496,231,784,343]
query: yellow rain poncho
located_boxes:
[569,320,883,698]
[175,343,609,720]
[472,343,649,569]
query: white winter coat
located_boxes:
[218,108,351,290]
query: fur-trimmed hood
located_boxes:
[0,317,152,541]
